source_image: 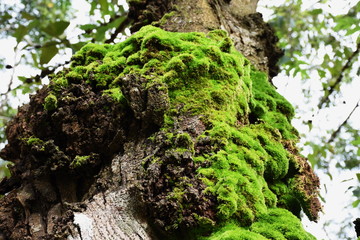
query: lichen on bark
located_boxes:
[0,25,320,239]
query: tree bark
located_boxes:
[129,0,282,77]
[0,0,320,239]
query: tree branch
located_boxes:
[318,42,360,109]
[328,98,360,143]
[105,16,132,44]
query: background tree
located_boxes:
[0,0,358,239]
[263,1,360,238]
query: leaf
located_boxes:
[351,138,360,146]
[346,26,360,36]
[356,173,360,182]
[326,172,333,181]
[80,24,97,31]
[317,69,326,78]
[94,25,107,42]
[352,199,360,208]
[341,178,353,183]
[71,42,88,52]
[42,21,70,37]
[13,25,28,43]
[99,0,109,15]
[1,12,12,22]
[21,11,35,20]
[40,42,58,65]
[334,16,355,31]
[18,76,27,83]
[309,9,323,15]
[31,53,39,68]
[90,1,97,15]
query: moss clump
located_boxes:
[102,87,125,103]
[43,26,319,239]
[43,93,58,111]
[203,209,315,240]
[25,137,44,146]
[69,155,90,169]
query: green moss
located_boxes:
[155,11,176,26]
[43,93,58,111]
[250,71,298,140]
[102,88,125,103]
[25,137,44,146]
[47,25,318,239]
[201,209,316,240]
[202,222,268,240]
[250,208,316,240]
[66,71,83,83]
[69,155,90,169]
[22,137,46,152]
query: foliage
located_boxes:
[269,0,360,170]
[267,0,360,238]
[0,0,129,87]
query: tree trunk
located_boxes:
[0,0,321,239]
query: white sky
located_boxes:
[1,0,359,239]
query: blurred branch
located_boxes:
[318,42,360,109]
[0,53,17,98]
[105,16,131,43]
[328,98,360,143]
[0,116,12,121]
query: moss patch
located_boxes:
[203,209,315,240]
[1,25,320,239]
[64,25,320,237]
[43,93,58,111]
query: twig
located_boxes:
[105,16,132,44]
[318,42,360,109]
[328,98,360,143]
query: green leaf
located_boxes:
[309,9,323,15]
[71,42,88,52]
[334,16,356,31]
[40,42,58,65]
[351,138,360,145]
[356,173,360,182]
[326,172,333,181]
[99,0,109,15]
[0,12,12,22]
[31,53,39,68]
[352,199,360,208]
[21,11,35,20]
[94,25,107,42]
[42,21,70,37]
[90,1,97,15]
[80,24,97,31]
[317,69,326,78]
[13,25,28,43]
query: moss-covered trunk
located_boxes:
[0,0,321,239]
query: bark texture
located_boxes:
[129,0,282,77]
[0,0,321,239]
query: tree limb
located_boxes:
[328,98,360,143]
[318,42,360,109]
